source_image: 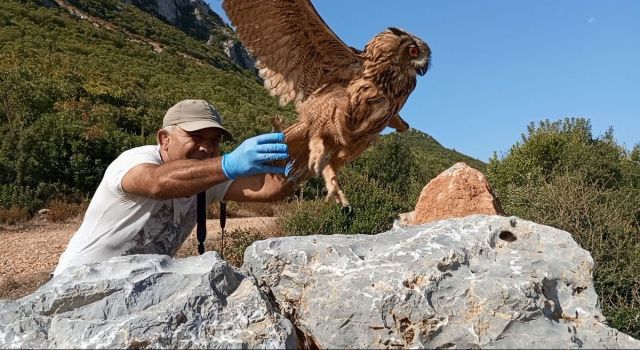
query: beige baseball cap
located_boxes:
[163,99,233,140]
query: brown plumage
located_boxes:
[223,0,431,211]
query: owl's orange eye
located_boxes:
[408,45,420,58]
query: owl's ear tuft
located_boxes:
[386,27,407,37]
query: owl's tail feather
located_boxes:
[283,122,311,182]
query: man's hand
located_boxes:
[221,132,289,179]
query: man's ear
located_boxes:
[157,129,170,150]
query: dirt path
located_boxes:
[0,216,279,300]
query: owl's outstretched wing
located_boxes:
[223,0,363,108]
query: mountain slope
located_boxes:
[401,129,486,179]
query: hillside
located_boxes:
[400,128,486,172]
[0,0,484,216]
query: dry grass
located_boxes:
[0,206,29,225]
[0,199,88,225]
[46,199,89,222]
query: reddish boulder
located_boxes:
[412,162,503,225]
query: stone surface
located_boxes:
[0,252,295,349]
[413,162,503,225]
[394,211,414,228]
[244,215,640,349]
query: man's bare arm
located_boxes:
[122,157,229,200]
[224,173,294,202]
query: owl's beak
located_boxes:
[416,60,429,76]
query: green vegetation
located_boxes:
[487,118,640,337]
[0,0,294,218]
[279,167,406,236]
[281,129,486,236]
[212,229,266,268]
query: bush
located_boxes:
[0,183,75,215]
[348,130,487,210]
[351,133,413,198]
[487,117,640,337]
[15,111,143,194]
[278,167,405,236]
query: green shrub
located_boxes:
[487,117,640,338]
[351,133,414,198]
[348,130,487,209]
[0,183,76,214]
[278,168,405,236]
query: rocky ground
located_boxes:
[0,216,279,300]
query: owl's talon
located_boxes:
[341,205,354,218]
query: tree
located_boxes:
[352,133,414,198]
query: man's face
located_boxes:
[161,127,222,161]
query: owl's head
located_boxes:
[364,27,431,77]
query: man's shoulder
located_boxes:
[106,145,161,175]
[120,144,160,157]
[101,145,161,193]
[115,145,161,163]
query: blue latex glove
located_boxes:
[221,132,289,179]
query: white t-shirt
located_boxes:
[53,145,232,276]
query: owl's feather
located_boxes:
[223,0,363,108]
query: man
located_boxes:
[53,99,291,276]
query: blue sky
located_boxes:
[206,0,639,162]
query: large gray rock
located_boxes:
[0,252,296,349]
[244,215,640,349]
[2,215,638,349]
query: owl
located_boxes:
[223,0,430,214]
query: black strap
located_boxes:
[196,191,207,255]
[220,201,226,259]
